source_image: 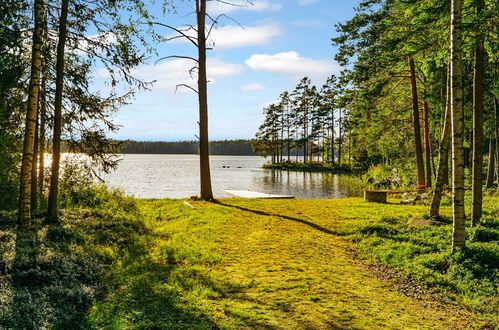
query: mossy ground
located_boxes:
[1,192,497,328]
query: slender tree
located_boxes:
[195,0,213,200]
[430,64,451,218]
[18,0,44,227]
[408,57,426,188]
[47,0,70,221]
[450,0,466,253]
[471,0,485,226]
[486,137,496,187]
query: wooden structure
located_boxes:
[364,190,387,203]
[224,190,294,199]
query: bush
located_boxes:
[59,160,138,215]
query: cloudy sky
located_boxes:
[101,0,358,141]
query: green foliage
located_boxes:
[263,161,351,173]
[338,203,499,319]
[58,161,138,215]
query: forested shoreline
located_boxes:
[118,139,258,155]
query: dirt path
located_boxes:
[200,199,482,329]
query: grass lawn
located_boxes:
[1,190,497,328]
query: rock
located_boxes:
[400,195,421,205]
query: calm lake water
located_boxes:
[97,154,354,199]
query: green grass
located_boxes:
[0,187,497,328]
[336,192,499,320]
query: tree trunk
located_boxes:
[408,57,426,188]
[450,0,466,253]
[486,137,496,187]
[47,0,69,220]
[18,0,44,228]
[430,68,451,218]
[495,96,499,187]
[38,65,47,201]
[331,109,335,165]
[196,0,213,200]
[338,108,342,165]
[471,0,485,226]
[30,109,39,213]
[423,100,432,187]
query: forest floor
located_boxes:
[1,195,497,328]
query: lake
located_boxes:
[96,154,355,199]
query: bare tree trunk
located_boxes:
[495,96,499,187]
[47,0,69,220]
[450,0,466,253]
[30,109,39,213]
[408,57,426,188]
[331,109,335,165]
[18,0,44,228]
[471,0,485,226]
[423,100,432,187]
[430,66,451,218]
[38,66,47,202]
[196,0,213,201]
[338,108,342,166]
[486,137,496,187]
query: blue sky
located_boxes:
[102,0,359,141]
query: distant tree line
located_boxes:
[119,140,259,155]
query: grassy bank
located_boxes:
[0,190,497,328]
[263,161,352,173]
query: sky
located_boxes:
[99,0,360,141]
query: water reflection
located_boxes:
[54,154,354,199]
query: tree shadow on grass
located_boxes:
[214,200,339,236]
[0,210,225,329]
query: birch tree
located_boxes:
[450,0,466,253]
[18,0,44,228]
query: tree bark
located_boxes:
[47,0,70,220]
[196,0,213,201]
[30,108,39,213]
[495,96,499,187]
[38,64,47,202]
[486,137,496,187]
[430,65,451,218]
[18,0,44,228]
[408,57,426,188]
[338,108,342,166]
[331,108,335,165]
[450,0,466,253]
[471,0,485,226]
[423,100,432,187]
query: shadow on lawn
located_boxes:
[0,210,221,329]
[214,200,338,235]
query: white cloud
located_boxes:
[241,83,266,92]
[130,58,244,93]
[207,0,282,15]
[245,51,337,75]
[169,24,281,49]
[298,0,320,5]
[209,25,281,49]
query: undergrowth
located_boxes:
[337,194,499,321]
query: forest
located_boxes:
[119,139,258,155]
[0,0,498,328]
